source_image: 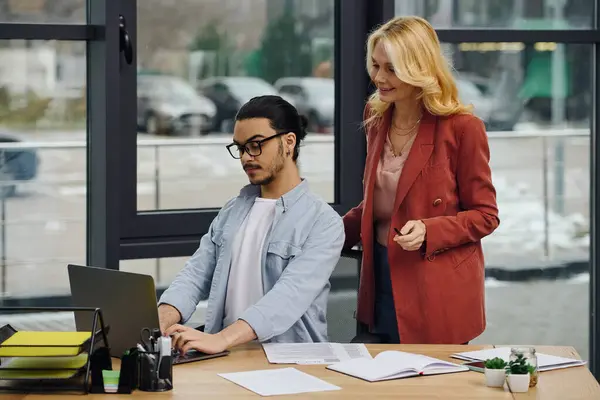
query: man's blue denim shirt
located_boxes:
[159,179,345,343]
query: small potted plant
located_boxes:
[505,353,530,393]
[484,357,507,387]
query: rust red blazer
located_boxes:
[343,106,499,344]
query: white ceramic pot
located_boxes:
[484,368,506,387]
[507,373,530,393]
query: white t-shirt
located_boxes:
[223,198,277,328]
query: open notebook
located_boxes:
[326,350,469,382]
[451,347,587,372]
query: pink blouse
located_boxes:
[373,133,416,246]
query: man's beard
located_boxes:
[251,141,285,186]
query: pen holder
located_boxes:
[138,350,173,392]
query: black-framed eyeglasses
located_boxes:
[226,132,287,159]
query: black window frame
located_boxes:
[117,0,368,260]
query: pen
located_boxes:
[394,227,414,236]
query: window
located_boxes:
[394,2,598,368]
[449,41,591,360]
[115,1,371,354]
[135,0,336,211]
[121,257,189,290]
[0,39,86,299]
[119,0,364,246]
[0,0,85,23]
[396,0,594,29]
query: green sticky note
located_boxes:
[102,370,120,386]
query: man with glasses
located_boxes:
[158,95,345,355]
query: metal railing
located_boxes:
[482,129,589,258]
[0,128,591,297]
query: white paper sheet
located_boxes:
[218,367,341,397]
[262,342,372,365]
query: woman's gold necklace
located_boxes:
[389,123,419,157]
[392,116,421,136]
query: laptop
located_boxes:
[67,264,229,364]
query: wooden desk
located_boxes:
[9,344,600,399]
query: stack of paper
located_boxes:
[262,342,372,365]
[451,347,587,371]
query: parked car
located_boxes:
[197,76,294,132]
[0,132,39,197]
[274,77,334,133]
[456,76,519,132]
[137,74,216,136]
[456,77,492,121]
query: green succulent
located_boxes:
[506,353,530,375]
[484,357,507,369]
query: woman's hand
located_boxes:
[393,220,426,251]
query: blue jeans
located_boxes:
[372,241,400,343]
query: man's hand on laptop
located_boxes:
[165,324,228,355]
[165,319,257,355]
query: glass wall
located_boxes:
[0,39,86,299]
[0,0,597,374]
[397,2,592,361]
[0,0,85,23]
[121,257,188,289]
[396,0,594,29]
[136,0,336,211]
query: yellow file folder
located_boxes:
[0,331,93,357]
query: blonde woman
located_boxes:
[343,16,499,344]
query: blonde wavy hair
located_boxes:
[365,16,472,127]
